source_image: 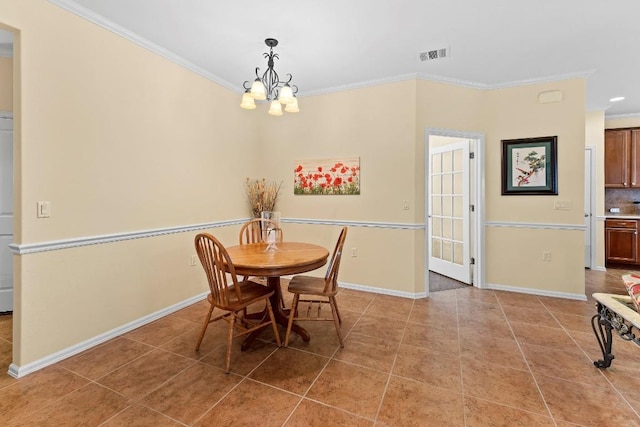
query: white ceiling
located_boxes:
[37,1,640,116]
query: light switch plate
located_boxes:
[37,201,51,218]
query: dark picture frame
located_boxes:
[501,136,558,195]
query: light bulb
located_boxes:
[240,91,256,110]
[268,100,283,116]
[250,79,266,100]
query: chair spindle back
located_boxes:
[239,218,283,245]
[195,233,243,307]
[323,227,348,294]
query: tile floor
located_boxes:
[1,269,640,426]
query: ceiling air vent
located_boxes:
[419,47,449,62]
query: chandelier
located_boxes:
[240,38,299,116]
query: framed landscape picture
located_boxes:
[501,136,558,195]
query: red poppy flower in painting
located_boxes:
[293,158,360,195]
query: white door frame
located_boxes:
[424,128,485,296]
[585,146,597,269]
[0,111,13,312]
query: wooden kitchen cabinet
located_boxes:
[605,129,640,188]
[605,219,638,265]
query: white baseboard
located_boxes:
[485,283,587,301]
[8,276,590,378]
[339,281,427,299]
[8,291,209,378]
[280,276,426,299]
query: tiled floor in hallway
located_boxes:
[0,268,639,426]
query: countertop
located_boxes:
[606,215,640,219]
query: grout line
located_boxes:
[372,297,413,423]
[455,287,469,427]
[494,295,559,426]
[540,297,640,420]
[5,270,640,425]
[98,402,189,426]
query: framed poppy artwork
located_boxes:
[293,157,360,195]
[501,136,558,195]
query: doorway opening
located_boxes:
[425,129,485,295]
[584,146,596,269]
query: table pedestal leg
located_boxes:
[241,277,310,350]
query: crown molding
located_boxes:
[304,69,597,98]
[302,73,420,97]
[605,112,640,120]
[48,0,237,93]
[480,69,596,90]
[45,1,606,103]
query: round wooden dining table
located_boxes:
[225,241,329,349]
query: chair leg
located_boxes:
[265,301,281,347]
[195,304,214,351]
[284,294,299,347]
[329,297,344,347]
[224,313,236,374]
[331,296,342,324]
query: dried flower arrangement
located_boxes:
[245,178,282,218]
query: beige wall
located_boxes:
[0,56,11,111]
[259,81,421,293]
[1,0,256,366]
[1,0,592,369]
[482,80,587,294]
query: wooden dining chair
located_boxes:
[239,218,286,306]
[238,218,283,246]
[284,227,348,347]
[194,233,281,373]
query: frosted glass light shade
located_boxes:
[240,92,256,109]
[284,96,299,113]
[278,84,294,104]
[250,79,266,100]
[268,100,283,116]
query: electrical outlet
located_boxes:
[351,248,358,257]
[403,200,409,210]
[542,251,551,262]
[190,255,197,266]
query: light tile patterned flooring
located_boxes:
[1,269,640,426]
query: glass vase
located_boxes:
[260,211,281,251]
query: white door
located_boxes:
[584,148,593,268]
[0,115,13,312]
[428,140,471,284]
